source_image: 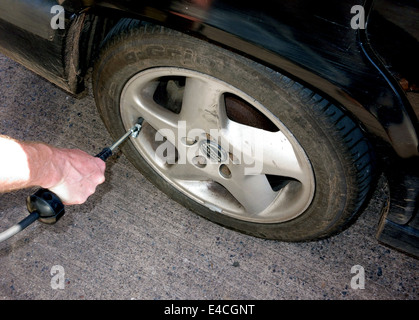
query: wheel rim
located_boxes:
[120,67,315,223]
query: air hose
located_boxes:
[0,212,40,243]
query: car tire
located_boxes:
[92,19,374,241]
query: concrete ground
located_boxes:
[0,53,418,300]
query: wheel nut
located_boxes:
[192,155,207,168]
[219,164,232,179]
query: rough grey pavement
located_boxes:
[0,54,418,300]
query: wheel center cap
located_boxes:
[200,140,228,163]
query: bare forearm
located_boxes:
[0,135,52,191]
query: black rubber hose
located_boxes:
[0,212,39,243]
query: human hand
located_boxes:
[45,148,106,205]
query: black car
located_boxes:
[0,0,418,257]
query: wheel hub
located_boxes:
[200,139,228,163]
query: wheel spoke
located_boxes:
[164,162,210,182]
[219,168,278,214]
[121,80,179,145]
[222,120,306,181]
[179,77,225,132]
